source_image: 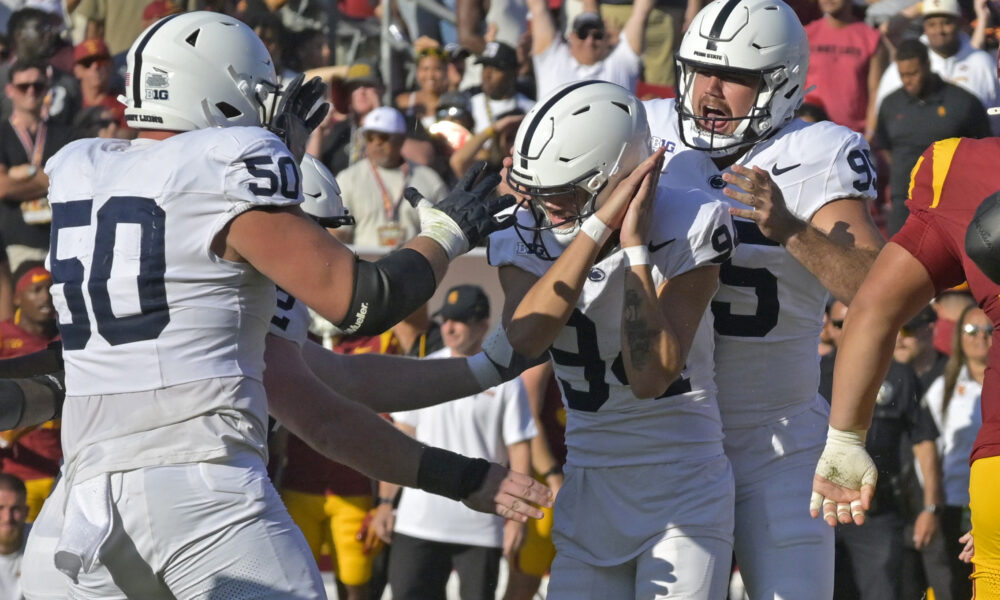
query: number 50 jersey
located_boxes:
[489,188,734,469]
[644,99,878,428]
[45,127,302,396]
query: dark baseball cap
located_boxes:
[434,285,490,322]
[572,11,605,35]
[475,41,518,71]
[345,60,383,89]
[902,305,937,334]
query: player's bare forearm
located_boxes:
[527,0,556,55]
[508,235,603,357]
[265,337,422,486]
[624,0,655,54]
[783,225,881,304]
[302,340,482,412]
[829,243,935,431]
[621,267,675,398]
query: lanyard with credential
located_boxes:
[368,158,410,222]
[10,118,46,167]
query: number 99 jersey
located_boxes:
[644,99,878,428]
[488,188,735,469]
[45,127,302,396]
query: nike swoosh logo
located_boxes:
[304,192,322,198]
[771,163,801,176]
[647,238,676,253]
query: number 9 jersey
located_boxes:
[45,127,302,396]
[644,98,878,428]
[488,187,735,469]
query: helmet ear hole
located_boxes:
[216,102,242,118]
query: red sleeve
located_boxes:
[891,138,967,292]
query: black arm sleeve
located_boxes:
[336,248,437,336]
[0,372,65,430]
[0,341,64,378]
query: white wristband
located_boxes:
[827,425,868,446]
[580,215,611,246]
[623,245,650,267]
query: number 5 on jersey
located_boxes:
[50,197,170,350]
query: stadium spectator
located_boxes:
[920,304,988,600]
[0,474,28,600]
[0,59,76,270]
[599,0,681,87]
[75,0,148,58]
[875,0,1000,134]
[448,109,522,177]
[319,59,384,175]
[468,41,533,145]
[895,305,947,390]
[0,7,80,128]
[0,262,59,523]
[335,106,447,247]
[373,285,536,600]
[397,45,451,133]
[804,0,887,136]
[456,0,527,54]
[820,300,941,600]
[71,38,127,132]
[245,10,297,84]
[875,39,990,235]
[930,289,977,356]
[528,0,651,98]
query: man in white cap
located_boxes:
[527,0,653,98]
[335,106,448,247]
[874,0,1000,132]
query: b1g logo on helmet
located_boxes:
[145,71,169,100]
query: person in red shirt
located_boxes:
[0,261,59,522]
[804,0,887,136]
[809,136,1000,597]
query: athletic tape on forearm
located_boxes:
[417,446,491,501]
[827,425,867,446]
[580,215,611,246]
[466,325,547,389]
[417,204,470,261]
[623,245,650,267]
[338,249,436,336]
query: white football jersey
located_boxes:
[268,287,311,347]
[644,99,878,428]
[488,188,734,468]
[46,127,301,396]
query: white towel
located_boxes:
[53,474,113,583]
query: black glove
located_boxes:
[269,73,330,161]
[404,162,517,249]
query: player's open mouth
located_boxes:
[700,104,730,133]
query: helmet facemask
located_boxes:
[675,59,793,157]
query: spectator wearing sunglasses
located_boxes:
[819,300,941,600]
[895,305,948,391]
[919,305,990,600]
[528,0,653,98]
[0,58,75,271]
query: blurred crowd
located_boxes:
[0,0,994,598]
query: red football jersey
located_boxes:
[893,136,1000,463]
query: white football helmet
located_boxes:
[506,80,650,252]
[300,154,354,229]
[675,0,809,156]
[121,11,279,132]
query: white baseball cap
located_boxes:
[360,106,406,136]
[922,0,961,18]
